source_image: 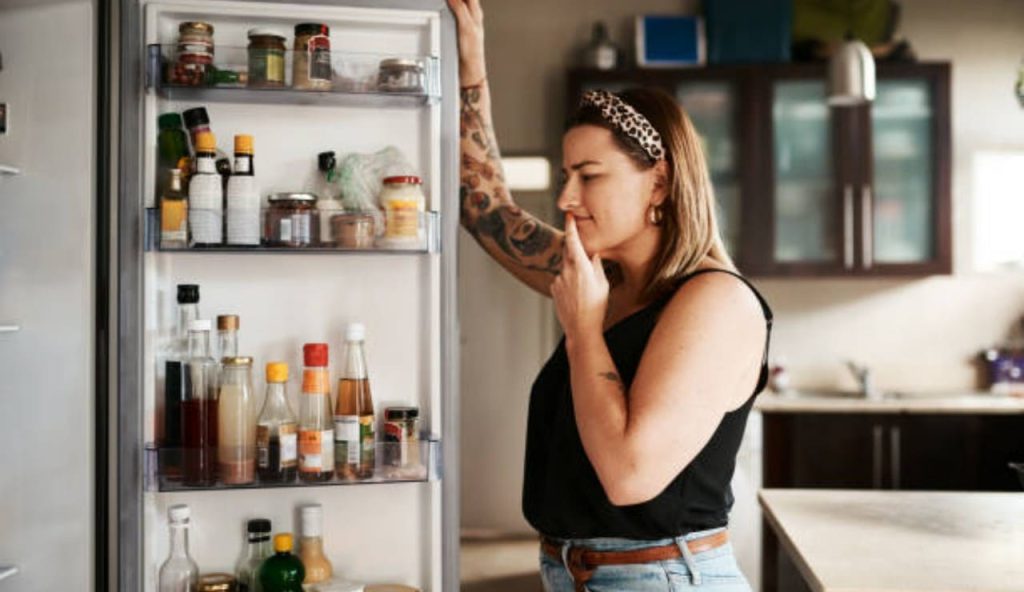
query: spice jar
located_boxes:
[377,58,425,93]
[293,23,332,91]
[197,573,235,591]
[379,176,425,244]
[170,21,214,86]
[247,29,286,88]
[331,211,377,249]
[383,406,419,471]
[265,193,319,247]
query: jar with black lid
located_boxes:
[247,29,286,88]
[293,23,332,91]
[264,193,319,247]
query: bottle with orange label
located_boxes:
[298,343,334,482]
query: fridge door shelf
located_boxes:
[147,44,440,106]
[145,207,441,254]
[144,438,441,492]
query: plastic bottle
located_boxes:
[236,518,272,592]
[256,362,298,483]
[226,134,261,246]
[335,323,375,480]
[258,533,305,592]
[158,504,199,592]
[298,504,333,584]
[188,131,223,246]
[299,343,334,482]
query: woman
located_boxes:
[449,1,773,590]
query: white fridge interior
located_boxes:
[120,1,458,590]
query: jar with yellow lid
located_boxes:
[379,176,425,246]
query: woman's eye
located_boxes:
[581,175,596,182]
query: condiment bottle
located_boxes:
[158,112,191,194]
[299,343,334,482]
[217,314,240,360]
[160,168,189,249]
[258,533,305,592]
[379,176,425,246]
[298,504,333,584]
[161,283,199,479]
[182,107,232,183]
[335,323,375,480]
[183,319,218,486]
[226,134,261,246]
[188,131,224,246]
[316,151,343,246]
[257,362,298,483]
[293,23,332,91]
[236,518,272,592]
[218,356,256,485]
[158,504,199,592]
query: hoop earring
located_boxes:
[647,204,664,226]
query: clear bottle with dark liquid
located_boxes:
[257,362,298,483]
[335,323,375,480]
[161,284,199,479]
[182,318,218,486]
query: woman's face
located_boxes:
[557,124,664,258]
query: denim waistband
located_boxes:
[542,526,728,552]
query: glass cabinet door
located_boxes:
[676,82,740,256]
[869,79,934,264]
[771,80,838,264]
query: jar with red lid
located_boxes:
[293,23,332,91]
[379,176,425,245]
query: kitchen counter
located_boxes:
[755,391,1024,414]
[759,489,1024,592]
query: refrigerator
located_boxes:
[114,1,460,590]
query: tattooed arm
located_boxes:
[459,82,565,297]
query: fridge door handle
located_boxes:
[0,566,18,581]
[0,324,20,333]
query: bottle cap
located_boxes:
[168,504,190,523]
[273,533,293,553]
[303,343,328,367]
[385,406,419,421]
[266,362,289,382]
[345,323,366,342]
[194,131,217,153]
[217,314,239,331]
[295,23,330,37]
[158,112,184,131]
[188,319,212,332]
[382,175,421,185]
[234,134,254,155]
[300,504,323,537]
[182,106,210,129]
[222,356,253,366]
[177,284,199,304]
[247,518,272,533]
[318,151,336,172]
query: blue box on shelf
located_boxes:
[635,15,705,67]
[703,0,791,64]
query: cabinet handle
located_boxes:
[861,185,874,269]
[844,184,855,269]
[890,425,901,490]
[872,424,884,489]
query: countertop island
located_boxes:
[755,391,1024,414]
[758,489,1024,592]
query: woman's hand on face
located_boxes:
[446,0,487,86]
[552,213,610,344]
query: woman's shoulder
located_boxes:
[662,263,768,326]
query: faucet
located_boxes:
[846,360,880,399]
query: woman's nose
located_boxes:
[556,179,577,213]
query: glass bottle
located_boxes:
[226,134,261,246]
[257,362,298,483]
[183,319,218,486]
[188,131,223,246]
[298,343,334,482]
[298,505,333,585]
[158,504,199,592]
[162,284,199,479]
[583,21,619,70]
[161,168,189,249]
[218,356,256,485]
[217,314,239,361]
[158,112,191,195]
[182,106,232,182]
[335,323,375,480]
[258,533,305,592]
[236,518,272,592]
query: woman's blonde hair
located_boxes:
[568,87,735,302]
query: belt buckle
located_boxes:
[566,545,595,584]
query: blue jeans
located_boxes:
[539,527,752,591]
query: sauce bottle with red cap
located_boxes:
[298,343,334,482]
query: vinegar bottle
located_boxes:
[298,343,334,482]
[256,362,298,483]
[183,319,218,486]
[335,323,375,480]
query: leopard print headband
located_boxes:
[579,90,666,162]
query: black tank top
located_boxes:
[522,269,773,539]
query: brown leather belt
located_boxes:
[541,530,729,591]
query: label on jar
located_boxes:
[161,200,187,237]
[384,420,406,467]
[279,218,292,242]
[307,35,331,82]
[290,212,311,244]
[385,201,421,239]
[250,49,284,85]
[360,415,375,467]
[334,415,359,464]
[279,426,298,467]
[299,428,333,472]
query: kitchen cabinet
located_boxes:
[567,62,952,277]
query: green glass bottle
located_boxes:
[258,533,306,592]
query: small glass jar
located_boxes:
[377,58,425,93]
[170,21,214,87]
[383,406,419,471]
[293,23,332,91]
[331,211,377,249]
[247,29,286,88]
[379,176,425,243]
[219,357,255,485]
[264,193,319,247]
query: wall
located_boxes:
[458,0,1024,586]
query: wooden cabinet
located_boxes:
[568,63,952,277]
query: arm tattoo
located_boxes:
[599,371,626,393]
